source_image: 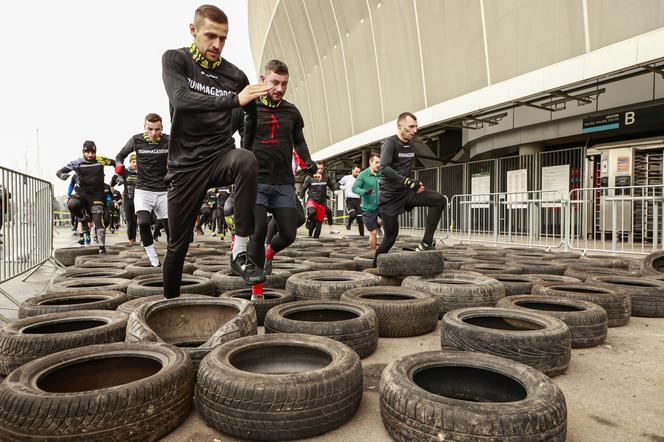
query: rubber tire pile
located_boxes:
[0,236,661,440]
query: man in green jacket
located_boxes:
[352,154,381,249]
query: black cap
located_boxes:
[82,140,96,152]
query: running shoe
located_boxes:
[230,252,266,284]
[78,237,85,246]
[218,232,225,240]
[98,246,107,255]
[264,258,273,276]
[84,234,91,245]
[415,242,436,252]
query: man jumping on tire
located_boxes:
[374,112,445,265]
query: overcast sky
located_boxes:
[0,1,255,197]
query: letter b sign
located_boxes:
[625,111,636,126]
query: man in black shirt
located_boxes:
[161,5,270,298]
[115,113,170,266]
[374,112,445,264]
[245,59,316,277]
[56,141,116,254]
[112,153,138,244]
[302,161,337,238]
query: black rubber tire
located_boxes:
[195,333,362,440]
[125,262,165,278]
[0,310,127,376]
[186,247,220,257]
[117,295,163,316]
[300,257,356,271]
[443,255,475,270]
[127,296,256,372]
[402,271,505,316]
[379,351,567,441]
[270,262,311,274]
[364,268,404,286]
[532,283,631,327]
[460,262,524,275]
[193,263,230,273]
[76,258,135,269]
[280,248,332,258]
[53,246,99,266]
[264,300,379,358]
[48,277,131,293]
[641,250,664,275]
[586,275,664,317]
[497,295,608,348]
[127,275,215,299]
[353,254,376,270]
[0,342,193,441]
[18,290,128,318]
[211,269,292,293]
[340,287,438,337]
[220,288,295,326]
[579,254,631,268]
[53,267,131,283]
[509,260,567,275]
[377,250,444,277]
[564,265,641,281]
[285,270,381,301]
[526,274,582,287]
[329,249,370,260]
[486,274,537,295]
[440,307,571,377]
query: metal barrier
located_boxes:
[567,185,664,255]
[0,167,55,322]
[448,190,566,249]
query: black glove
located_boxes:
[60,173,70,181]
[365,188,373,195]
[402,177,422,190]
[304,161,317,175]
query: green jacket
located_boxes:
[352,167,380,212]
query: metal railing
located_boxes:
[0,167,55,321]
[448,190,566,249]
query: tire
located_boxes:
[377,250,444,277]
[53,267,131,282]
[19,290,128,318]
[526,274,581,287]
[641,250,664,275]
[48,277,131,293]
[281,248,332,258]
[220,288,295,326]
[364,268,404,286]
[300,257,356,271]
[532,283,630,327]
[509,260,567,275]
[0,342,193,441]
[0,310,127,375]
[329,249,369,260]
[264,300,379,358]
[496,295,608,348]
[443,256,474,270]
[486,274,536,295]
[194,263,230,273]
[127,275,215,299]
[586,275,664,317]
[186,247,220,257]
[379,351,567,441]
[127,297,256,371]
[440,307,571,377]
[117,295,163,316]
[76,258,136,269]
[402,272,505,316]
[460,262,524,275]
[286,270,381,301]
[564,265,641,281]
[211,270,292,293]
[196,333,362,440]
[53,246,99,266]
[340,286,438,337]
[579,255,631,268]
[270,262,311,274]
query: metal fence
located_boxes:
[0,167,54,319]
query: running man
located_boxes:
[56,141,116,254]
[246,59,317,275]
[112,153,138,244]
[115,113,170,267]
[161,5,270,298]
[301,161,337,238]
[374,112,445,264]
[352,154,381,249]
[339,166,363,235]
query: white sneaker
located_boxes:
[145,244,161,267]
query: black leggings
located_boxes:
[374,190,445,264]
[306,207,323,238]
[137,210,168,246]
[123,198,136,241]
[249,206,299,269]
[68,195,107,245]
[266,202,305,244]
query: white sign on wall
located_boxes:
[471,173,491,208]
[541,165,569,207]
[506,169,528,208]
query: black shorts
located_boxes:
[346,198,362,215]
[75,192,105,214]
[364,209,380,231]
[256,184,298,209]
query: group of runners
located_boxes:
[56,4,446,299]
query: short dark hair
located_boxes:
[370,153,380,161]
[194,5,228,27]
[316,161,324,166]
[264,59,289,76]
[145,113,162,123]
[352,165,361,171]
[397,112,417,123]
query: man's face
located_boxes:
[370,157,380,173]
[261,70,288,103]
[130,159,137,169]
[397,116,418,141]
[352,167,360,178]
[83,150,96,161]
[190,18,228,62]
[317,164,324,175]
[144,120,163,142]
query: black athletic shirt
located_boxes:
[249,98,313,185]
[302,173,336,204]
[112,167,138,200]
[116,134,169,191]
[56,157,115,196]
[378,135,416,215]
[161,48,257,172]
